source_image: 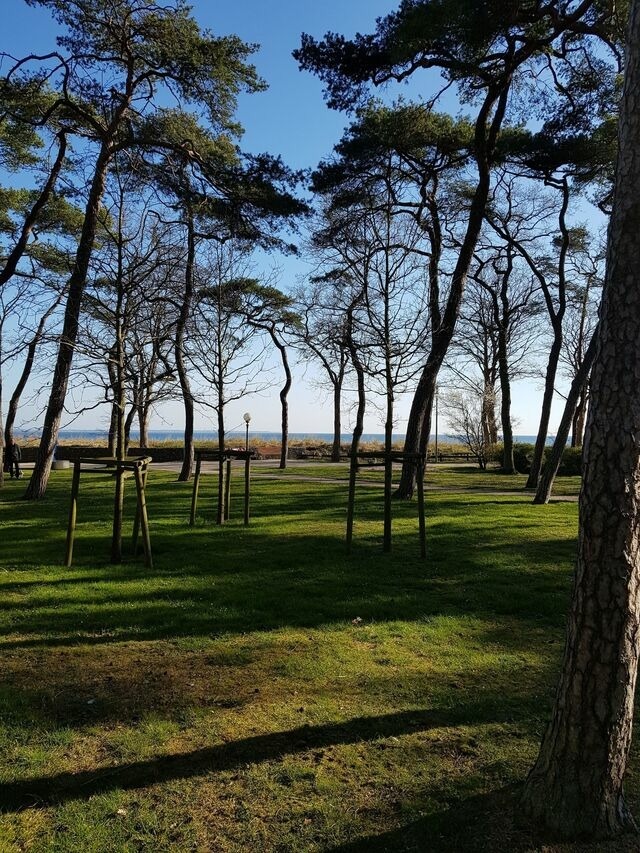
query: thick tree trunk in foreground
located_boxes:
[533,326,598,505]
[522,6,640,836]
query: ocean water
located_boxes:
[15,429,551,445]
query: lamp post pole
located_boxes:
[243,412,251,452]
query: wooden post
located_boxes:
[189,454,202,526]
[134,463,153,568]
[244,454,250,526]
[346,453,357,553]
[132,464,149,555]
[217,454,225,525]
[417,456,426,559]
[64,460,81,567]
[383,452,392,554]
[225,459,232,521]
[111,461,125,563]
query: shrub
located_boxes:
[512,443,536,474]
[558,446,583,476]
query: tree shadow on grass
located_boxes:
[0,528,574,651]
[0,474,577,652]
[330,787,640,853]
[331,785,528,852]
[0,699,536,813]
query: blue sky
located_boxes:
[1,0,573,438]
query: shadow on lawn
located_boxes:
[0,477,576,650]
[0,477,575,649]
[0,700,534,812]
[0,530,572,650]
[330,785,537,853]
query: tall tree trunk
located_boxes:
[525,331,563,488]
[482,380,498,445]
[526,179,570,489]
[175,206,196,481]
[107,404,118,457]
[533,326,598,505]
[124,405,137,454]
[497,320,516,473]
[522,6,640,836]
[572,391,587,447]
[216,402,225,526]
[500,368,516,473]
[139,404,150,448]
[107,346,118,457]
[383,380,394,553]
[5,294,64,451]
[396,82,510,498]
[346,302,366,456]
[269,329,292,470]
[331,373,344,462]
[25,141,112,499]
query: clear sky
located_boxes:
[1,0,573,438]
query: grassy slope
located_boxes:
[0,469,636,852]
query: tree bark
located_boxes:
[331,372,344,462]
[522,5,640,836]
[533,326,598,505]
[572,390,587,447]
[124,404,137,454]
[499,356,516,474]
[107,404,118,457]
[525,330,563,488]
[25,141,112,499]
[175,205,196,482]
[482,380,499,445]
[268,329,292,470]
[138,404,150,449]
[346,300,366,456]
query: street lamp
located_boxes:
[243,412,251,451]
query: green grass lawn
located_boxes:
[0,468,635,852]
[261,461,582,496]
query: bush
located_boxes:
[512,443,536,474]
[487,442,503,464]
[558,446,583,476]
